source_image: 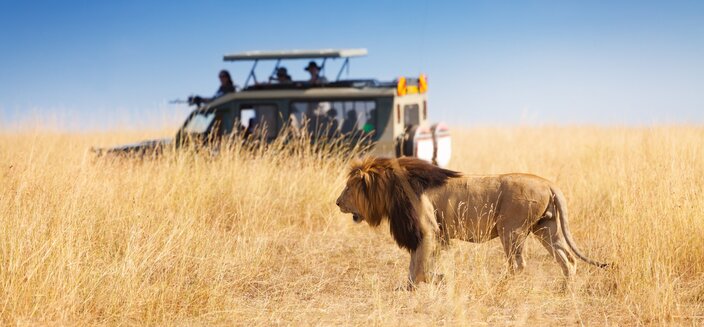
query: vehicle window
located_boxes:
[183,112,215,134]
[290,100,376,137]
[239,104,278,139]
[240,109,256,130]
[404,104,420,126]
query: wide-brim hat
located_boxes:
[304,61,321,71]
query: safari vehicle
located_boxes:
[97,49,451,167]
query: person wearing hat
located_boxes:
[271,67,292,84]
[304,61,328,84]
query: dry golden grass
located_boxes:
[1,126,703,325]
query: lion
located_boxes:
[335,157,609,287]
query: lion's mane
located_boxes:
[347,157,462,250]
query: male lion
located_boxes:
[336,157,609,287]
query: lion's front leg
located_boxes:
[407,233,436,289]
[408,249,425,287]
[405,194,440,290]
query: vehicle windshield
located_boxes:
[182,112,215,134]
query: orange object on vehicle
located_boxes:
[419,74,428,93]
[397,77,407,96]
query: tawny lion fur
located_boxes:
[336,157,608,287]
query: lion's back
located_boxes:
[426,175,504,213]
[497,173,555,201]
[427,174,555,215]
[427,173,555,242]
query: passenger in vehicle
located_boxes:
[189,70,236,106]
[288,107,301,136]
[307,113,324,138]
[304,61,328,84]
[305,103,325,137]
[326,109,339,138]
[271,67,292,84]
[362,109,377,133]
[245,117,258,139]
[340,110,358,134]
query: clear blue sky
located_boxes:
[1,0,703,128]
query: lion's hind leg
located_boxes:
[531,216,576,279]
[498,226,530,275]
[496,214,530,274]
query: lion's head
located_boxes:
[336,157,389,226]
[336,157,461,251]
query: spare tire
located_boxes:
[396,125,434,164]
[430,123,452,168]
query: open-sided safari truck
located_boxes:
[96,48,451,167]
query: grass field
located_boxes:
[1,126,703,325]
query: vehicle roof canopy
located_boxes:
[225,48,368,87]
[223,48,367,61]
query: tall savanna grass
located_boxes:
[1,125,703,325]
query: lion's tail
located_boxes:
[551,186,610,269]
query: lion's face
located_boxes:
[336,180,365,223]
[337,161,390,227]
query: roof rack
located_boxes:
[223,48,367,61]
[242,79,382,91]
[223,48,368,87]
